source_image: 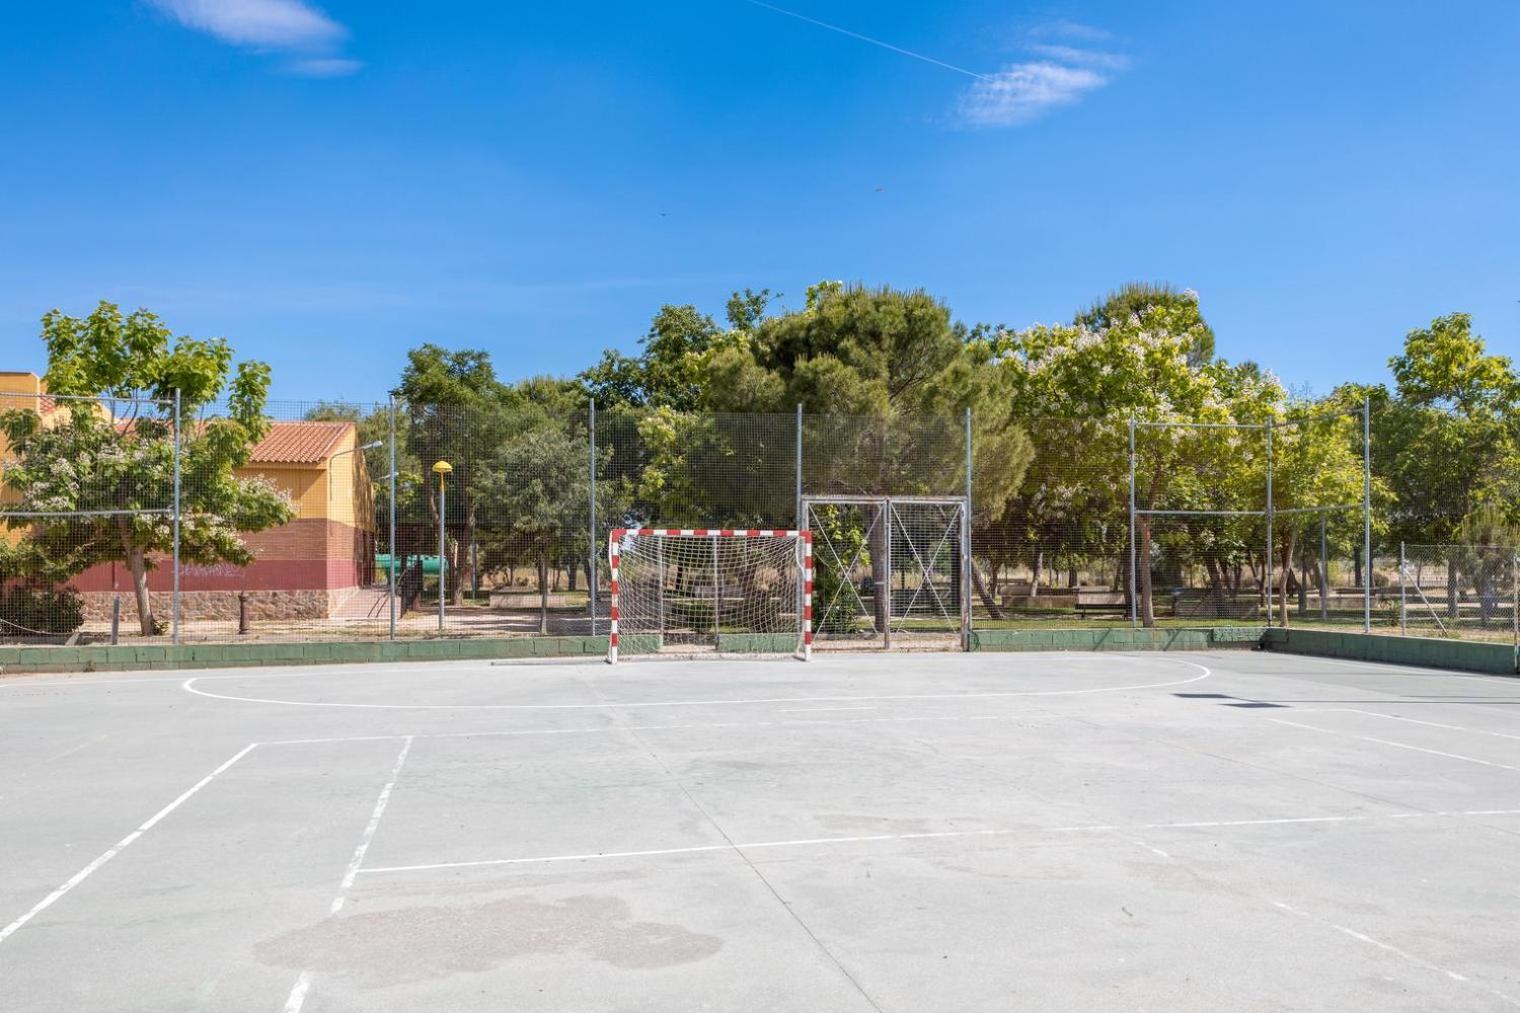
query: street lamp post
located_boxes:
[327,441,383,499]
[432,460,453,632]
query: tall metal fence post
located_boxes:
[882,498,893,650]
[588,401,598,637]
[795,405,804,644]
[1399,542,1407,636]
[388,394,397,641]
[172,389,181,645]
[1128,416,1138,629]
[1265,421,1274,629]
[1319,513,1329,621]
[1512,552,1518,673]
[794,404,803,528]
[437,470,447,632]
[1363,396,1373,633]
[963,406,972,651]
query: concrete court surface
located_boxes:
[1,649,1518,1012]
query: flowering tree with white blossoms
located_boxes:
[0,303,292,635]
[992,287,1362,626]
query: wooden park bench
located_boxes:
[1075,587,1128,616]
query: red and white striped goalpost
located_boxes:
[607,528,813,664]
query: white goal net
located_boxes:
[608,528,812,662]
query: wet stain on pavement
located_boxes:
[256,894,722,986]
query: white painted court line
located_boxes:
[284,735,415,1013]
[332,736,414,914]
[1272,900,1520,1008]
[1290,708,1520,741]
[1104,828,1172,859]
[0,743,258,946]
[281,972,312,1013]
[356,807,1520,876]
[181,658,1210,711]
[1266,718,1520,773]
[365,841,740,870]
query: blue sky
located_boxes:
[2,1,1516,402]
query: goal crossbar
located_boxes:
[608,528,813,663]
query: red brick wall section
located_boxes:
[67,519,372,593]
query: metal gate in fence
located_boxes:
[802,496,969,649]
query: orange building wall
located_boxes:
[0,373,46,546]
[6,389,379,595]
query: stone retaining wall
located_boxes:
[80,590,331,623]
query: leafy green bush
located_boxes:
[0,585,86,636]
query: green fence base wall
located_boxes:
[969,627,1263,652]
[0,634,658,676]
[7,627,1513,677]
[1261,628,1518,676]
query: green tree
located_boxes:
[993,289,1276,625]
[0,302,292,635]
[1358,314,1520,621]
[579,304,730,411]
[739,282,978,415]
[1267,402,1383,626]
[397,345,519,604]
[583,282,1010,419]
[1074,282,1216,365]
[1375,314,1520,546]
[479,422,594,633]
[1456,505,1519,629]
[587,283,1031,624]
[623,283,1028,506]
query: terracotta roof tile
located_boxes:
[249,421,353,465]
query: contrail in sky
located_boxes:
[739,0,989,80]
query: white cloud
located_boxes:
[146,0,346,53]
[1026,44,1129,71]
[285,57,363,77]
[957,62,1110,127]
[954,22,1127,128]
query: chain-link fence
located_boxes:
[1392,544,1518,645]
[1,389,181,643]
[4,392,1511,653]
[1279,509,1378,629]
[971,416,1128,628]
